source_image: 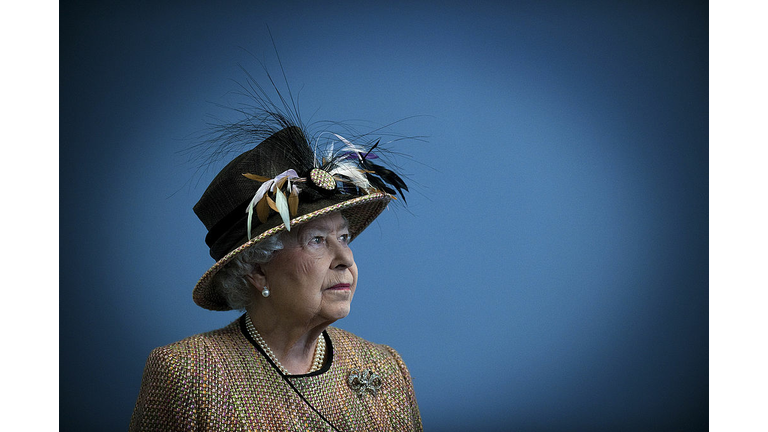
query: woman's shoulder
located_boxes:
[326,326,384,349]
[146,319,244,361]
[326,326,408,366]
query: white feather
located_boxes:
[333,134,366,159]
[333,133,353,147]
[275,188,292,231]
[330,161,372,190]
[324,142,334,166]
[246,179,274,239]
[270,169,299,192]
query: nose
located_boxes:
[330,238,355,270]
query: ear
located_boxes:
[245,264,267,289]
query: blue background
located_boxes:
[61,1,708,430]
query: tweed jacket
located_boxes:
[130,316,422,431]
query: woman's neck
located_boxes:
[245,310,328,374]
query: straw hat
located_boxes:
[192,125,407,311]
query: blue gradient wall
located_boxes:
[61,1,708,430]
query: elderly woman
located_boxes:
[129,123,421,431]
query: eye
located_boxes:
[339,233,351,244]
[310,236,325,246]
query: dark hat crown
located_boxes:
[194,127,308,228]
[193,127,314,259]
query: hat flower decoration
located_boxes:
[241,133,408,238]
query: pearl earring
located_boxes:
[261,286,270,298]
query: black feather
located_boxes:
[364,173,397,196]
[360,162,408,202]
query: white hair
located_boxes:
[212,234,284,310]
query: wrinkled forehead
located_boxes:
[290,212,349,238]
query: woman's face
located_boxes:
[258,212,358,325]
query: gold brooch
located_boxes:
[309,168,336,190]
[348,369,382,396]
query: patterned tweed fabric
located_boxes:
[130,317,422,431]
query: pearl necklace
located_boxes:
[245,314,326,375]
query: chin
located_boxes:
[322,304,351,323]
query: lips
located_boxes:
[327,283,351,290]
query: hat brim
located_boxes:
[193,192,392,311]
